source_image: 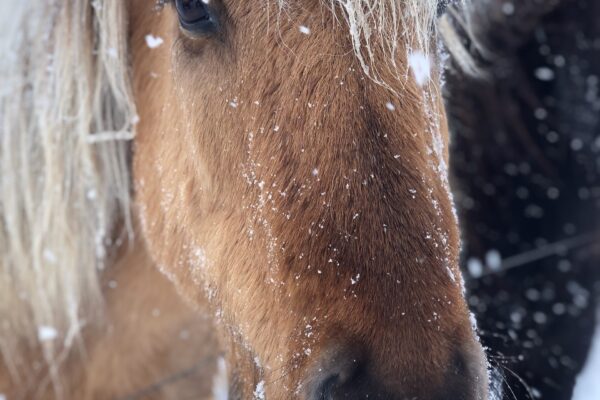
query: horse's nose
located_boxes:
[306,356,394,399]
[303,344,365,399]
[304,341,489,400]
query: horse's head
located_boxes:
[130,0,488,398]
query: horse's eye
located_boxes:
[175,0,217,34]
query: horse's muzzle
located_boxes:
[303,340,489,400]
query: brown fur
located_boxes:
[131,0,485,398]
[0,239,220,399]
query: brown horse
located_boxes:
[0,1,488,399]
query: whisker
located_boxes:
[497,363,536,400]
[487,359,518,400]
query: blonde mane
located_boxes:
[0,0,135,378]
[328,0,440,83]
[0,0,440,376]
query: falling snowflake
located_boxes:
[408,51,431,86]
[145,34,164,49]
[38,325,58,342]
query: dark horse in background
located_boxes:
[444,0,600,399]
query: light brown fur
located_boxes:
[0,240,221,399]
[131,1,486,398]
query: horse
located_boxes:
[442,0,600,399]
[0,1,489,399]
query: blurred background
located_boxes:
[443,0,600,399]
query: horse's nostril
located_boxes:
[305,345,362,400]
[439,342,490,400]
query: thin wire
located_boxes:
[116,354,223,400]
[476,231,600,278]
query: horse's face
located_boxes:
[130,0,488,398]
